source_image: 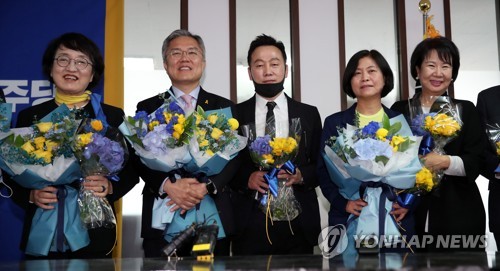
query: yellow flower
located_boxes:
[33,136,46,150]
[262,153,275,164]
[172,123,184,139]
[207,114,218,125]
[199,139,209,147]
[211,128,223,140]
[90,120,103,131]
[163,112,172,123]
[33,149,53,164]
[21,141,35,154]
[205,149,214,156]
[416,167,434,192]
[390,135,406,151]
[270,138,285,156]
[45,140,58,152]
[283,137,298,154]
[228,118,239,130]
[148,120,160,131]
[425,113,460,137]
[376,128,388,141]
[36,122,53,133]
[176,114,186,124]
[195,114,203,125]
[496,142,500,156]
[77,133,93,147]
[198,128,207,138]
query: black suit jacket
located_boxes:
[231,94,322,246]
[135,87,240,239]
[392,97,486,237]
[476,85,500,234]
[11,99,138,257]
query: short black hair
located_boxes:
[342,49,394,98]
[410,36,460,82]
[42,32,104,90]
[247,34,287,66]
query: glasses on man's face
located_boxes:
[54,56,93,70]
[167,48,202,60]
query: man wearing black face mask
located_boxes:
[230,34,322,255]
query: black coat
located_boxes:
[476,85,500,235]
[135,87,240,240]
[391,97,486,241]
[12,99,138,258]
[231,94,322,249]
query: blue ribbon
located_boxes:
[359,181,397,238]
[107,174,120,182]
[396,192,416,209]
[418,134,434,155]
[260,161,296,206]
[90,93,108,127]
[56,186,67,252]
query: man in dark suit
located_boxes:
[477,85,500,247]
[231,34,322,255]
[135,29,239,257]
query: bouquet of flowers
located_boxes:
[322,113,422,251]
[163,106,246,243]
[409,94,462,185]
[119,93,199,238]
[119,94,193,172]
[73,118,128,229]
[242,118,302,222]
[185,106,246,174]
[0,104,89,256]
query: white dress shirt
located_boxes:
[255,92,289,138]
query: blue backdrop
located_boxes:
[0,0,106,261]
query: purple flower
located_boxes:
[249,135,272,156]
[142,124,170,155]
[134,111,149,123]
[362,121,380,137]
[411,113,435,136]
[154,108,165,124]
[168,101,184,115]
[353,138,393,160]
[82,134,126,174]
[99,140,126,173]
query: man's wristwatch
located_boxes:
[206,179,217,195]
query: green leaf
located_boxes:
[388,122,402,136]
[381,113,390,130]
[375,155,389,165]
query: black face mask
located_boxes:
[253,80,285,98]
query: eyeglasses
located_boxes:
[54,56,93,70]
[167,48,202,60]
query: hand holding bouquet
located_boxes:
[164,107,246,243]
[0,104,89,256]
[242,118,302,222]
[73,118,128,229]
[323,113,422,242]
[410,94,462,186]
